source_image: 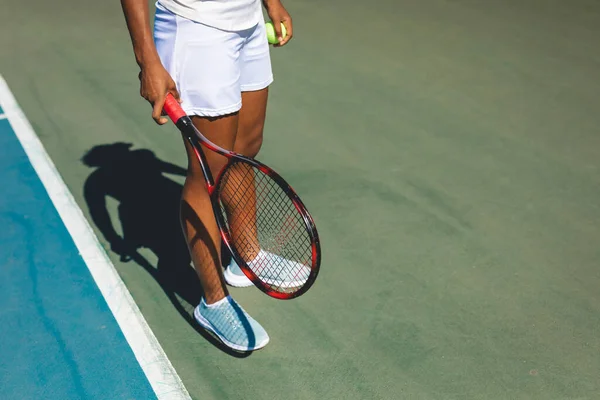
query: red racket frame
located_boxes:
[163,94,321,299]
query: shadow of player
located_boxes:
[81,142,251,357]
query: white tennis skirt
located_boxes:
[153,2,273,117]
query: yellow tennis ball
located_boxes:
[266,21,287,44]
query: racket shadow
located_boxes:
[81,142,252,358]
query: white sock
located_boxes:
[202,295,231,308]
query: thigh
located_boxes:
[234,88,269,158]
[234,23,273,157]
[187,114,239,179]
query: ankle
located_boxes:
[203,291,227,305]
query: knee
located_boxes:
[237,124,264,158]
[245,132,263,158]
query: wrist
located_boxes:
[135,47,161,69]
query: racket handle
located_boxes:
[163,93,186,123]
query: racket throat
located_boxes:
[184,134,216,190]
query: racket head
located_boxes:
[213,158,321,299]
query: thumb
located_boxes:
[152,94,168,125]
[272,20,284,43]
[168,81,182,103]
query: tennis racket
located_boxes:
[163,94,321,299]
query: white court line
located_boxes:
[0,113,7,120]
[0,75,191,400]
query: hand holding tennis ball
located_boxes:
[264,0,293,46]
[266,21,288,45]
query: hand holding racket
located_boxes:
[163,94,321,299]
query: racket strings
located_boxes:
[218,162,313,293]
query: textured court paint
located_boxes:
[0,118,157,400]
[1,0,599,399]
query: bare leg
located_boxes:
[180,113,238,304]
[183,88,268,298]
[234,88,268,157]
[219,88,269,262]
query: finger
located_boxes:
[168,84,182,103]
[283,18,293,42]
[162,84,182,116]
[272,19,284,44]
[276,18,293,47]
[152,95,168,125]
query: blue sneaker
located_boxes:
[194,296,269,351]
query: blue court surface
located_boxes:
[0,77,188,399]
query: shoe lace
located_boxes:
[222,306,243,331]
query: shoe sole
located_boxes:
[223,266,254,288]
[225,269,305,289]
[193,306,269,351]
[257,267,312,288]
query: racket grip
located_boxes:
[163,93,186,123]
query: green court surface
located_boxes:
[2,0,600,398]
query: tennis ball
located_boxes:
[265,21,287,44]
